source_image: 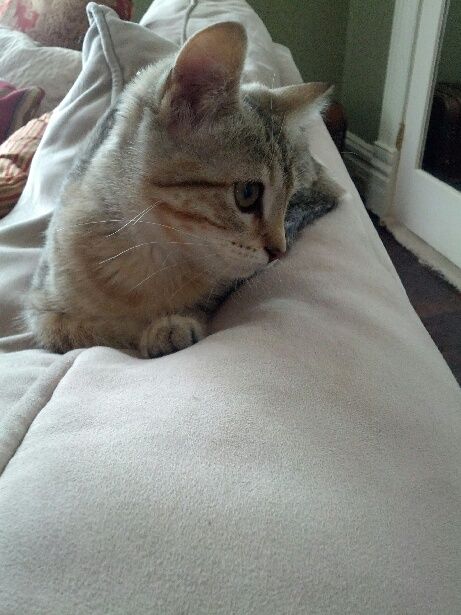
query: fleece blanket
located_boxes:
[0,2,460,614]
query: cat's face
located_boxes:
[115,22,329,285]
[136,95,295,281]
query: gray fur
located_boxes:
[285,188,338,249]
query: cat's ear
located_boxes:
[160,21,247,127]
[271,83,332,116]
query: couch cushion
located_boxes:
[0,3,460,614]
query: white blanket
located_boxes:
[0,2,460,614]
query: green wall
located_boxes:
[340,0,395,143]
[437,0,461,83]
[134,0,151,21]
[247,0,349,97]
[133,0,397,144]
[134,0,350,91]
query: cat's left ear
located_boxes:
[270,82,333,117]
[160,21,247,127]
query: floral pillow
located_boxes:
[0,112,50,218]
[0,0,133,49]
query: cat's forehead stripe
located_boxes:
[243,95,292,180]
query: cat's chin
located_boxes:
[223,261,267,283]
[213,251,268,282]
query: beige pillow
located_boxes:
[6,3,176,230]
[0,26,81,113]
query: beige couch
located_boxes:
[0,2,460,613]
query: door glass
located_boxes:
[421,0,461,191]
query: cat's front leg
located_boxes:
[139,314,207,359]
[28,309,98,354]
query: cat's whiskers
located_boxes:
[208,261,244,309]
[168,271,201,305]
[270,73,276,158]
[98,239,211,265]
[204,254,242,307]
[105,203,159,237]
[132,249,218,296]
[167,252,218,306]
[202,256,231,304]
[57,215,235,253]
[135,219,256,254]
[134,220,216,245]
[205,269,227,307]
[55,216,210,246]
[129,262,179,292]
[55,219,123,231]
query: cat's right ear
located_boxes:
[159,21,247,130]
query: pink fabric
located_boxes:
[115,0,132,20]
[0,0,39,30]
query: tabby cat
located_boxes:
[26,21,337,358]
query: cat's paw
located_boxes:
[140,315,205,358]
[29,310,95,353]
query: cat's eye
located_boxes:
[234,182,263,213]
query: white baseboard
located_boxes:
[383,217,461,291]
[343,132,397,218]
[344,132,461,288]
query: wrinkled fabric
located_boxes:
[0,2,460,614]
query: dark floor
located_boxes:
[369,213,461,385]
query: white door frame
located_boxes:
[349,0,421,219]
[390,0,461,271]
[375,0,421,158]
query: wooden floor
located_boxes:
[370,213,461,385]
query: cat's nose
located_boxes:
[264,228,286,262]
[265,247,284,262]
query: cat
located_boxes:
[26,21,339,358]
